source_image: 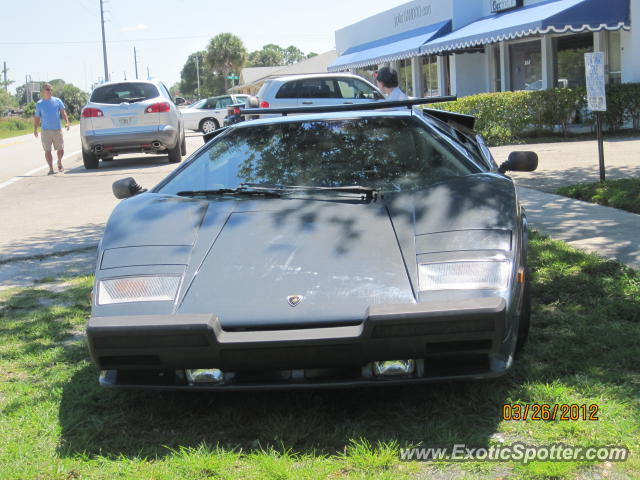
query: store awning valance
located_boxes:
[328,20,451,72]
[420,0,630,55]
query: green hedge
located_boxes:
[433,83,640,146]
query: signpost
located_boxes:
[227,74,240,87]
[584,52,607,183]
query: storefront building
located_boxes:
[329,0,637,98]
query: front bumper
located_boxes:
[87,297,513,388]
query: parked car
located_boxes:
[80,79,185,169]
[181,94,249,134]
[255,73,384,109]
[87,98,537,390]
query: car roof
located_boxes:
[265,72,373,83]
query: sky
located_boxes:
[1,0,410,95]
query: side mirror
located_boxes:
[113,177,146,199]
[499,151,538,173]
[175,97,186,106]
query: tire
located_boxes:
[515,274,531,352]
[199,118,218,134]
[180,131,187,156]
[82,149,99,169]
[168,139,182,163]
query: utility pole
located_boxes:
[195,54,201,99]
[134,47,139,79]
[147,66,150,78]
[100,0,109,82]
[2,62,8,92]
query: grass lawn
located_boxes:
[556,178,640,215]
[0,117,32,139]
[0,233,638,479]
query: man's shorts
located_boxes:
[41,129,64,152]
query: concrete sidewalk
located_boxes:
[516,186,640,269]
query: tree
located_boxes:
[0,89,16,113]
[205,33,247,91]
[306,52,318,59]
[180,51,227,98]
[248,44,285,67]
[284,45,304,65]
[58,83,88,120]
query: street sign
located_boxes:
[584,51,607,182]
[584,52,606,112]
[227,75,239,80]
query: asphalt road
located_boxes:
[0,125,205,262]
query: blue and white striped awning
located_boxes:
[328,20,451,72]
[420,0,630,55]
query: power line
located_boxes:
[0,35,212,46]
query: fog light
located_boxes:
[186,368,223,384]
[373,359,415,377]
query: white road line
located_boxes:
[0,149,81,191]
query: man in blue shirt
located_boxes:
[34,83,70,175]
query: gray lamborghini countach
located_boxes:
[87,98,538,390]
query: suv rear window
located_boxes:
[90,83,160,104]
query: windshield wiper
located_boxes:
[176,187,282,198]
[279,185,378,201]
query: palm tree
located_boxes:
[205,33,247,91]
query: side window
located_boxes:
[297,79,340,98]
[217,97,233,108]
[204,99,216,109]
[338,79,379,99]
[275,81,300,99]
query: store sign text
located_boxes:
[491,0,523,13]
[394,5,432,28]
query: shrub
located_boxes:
[431,83,639,145]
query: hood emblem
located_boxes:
[287,295,303,307]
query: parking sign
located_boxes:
[584,52,606,111]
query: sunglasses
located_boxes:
[43,88,52,91]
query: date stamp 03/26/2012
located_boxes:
[502,403,599,421]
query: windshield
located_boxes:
[188,99,206,109]
[157,116,481,195]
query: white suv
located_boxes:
[255,73,384,109]
[80,79,185,169]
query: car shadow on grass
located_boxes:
[53,234,640,461]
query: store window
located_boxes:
[509,40,542,91]
[608,31,622,85]
[421,55,439,96]
[554,33,593,88]
[355,65,378,85]
[397,59,413,96]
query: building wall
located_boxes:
[629,0,640,82]
[454,52,490,96]
[334,0,452,54]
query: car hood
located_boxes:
[96,173,518,329]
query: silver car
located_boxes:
[80,79,185,169]
[182,94,249,134]
[256,73,384,109]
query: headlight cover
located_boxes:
[418,261,510,291]
[97,275,181,305]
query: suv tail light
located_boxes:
[145,102,171,113]
[82,107,104,118]
[259,100,269,108]
[233,106,241,115]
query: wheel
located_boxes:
[199,118,218,134]
[82,149,99,169]
[180,131,187,156]
[167,140,182,163]
[515,273,531,352]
